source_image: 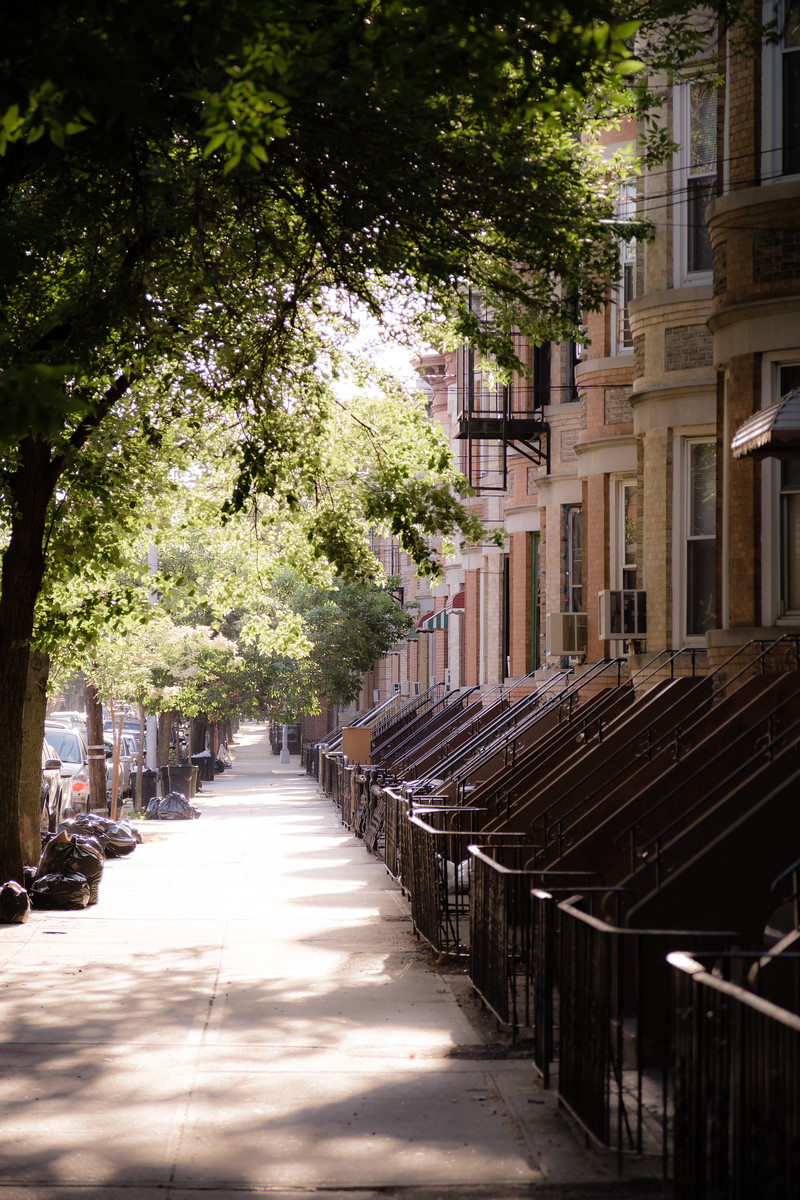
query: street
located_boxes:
[0,724,669,1199]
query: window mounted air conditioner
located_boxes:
[412,681,421,695]
[392,682,402,694]
[598,590,647,641]
[545,612,588,656]
[443,668,452,689]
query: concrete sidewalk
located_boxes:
[0,724,669,1199]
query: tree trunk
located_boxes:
[86,682,106,815]
[136,701,146,810]
[191,713,209,755]
[157,711,172,767]
[20,649,51,863]
[0,438,58,882]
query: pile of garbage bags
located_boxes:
[0,812,145,921]
[145,791,200,821]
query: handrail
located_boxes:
[419,659,626,789]
[709,632,800,697]
[626,699,800,864]
[371,681,448,741]
[379,685,483,768]
[627,646,701,686]
[668,951,800,1030]
[404,673,571,790]
[532,674,711,844]
[559,898,739,941]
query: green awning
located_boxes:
[420,609,448,632]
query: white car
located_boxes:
[44,724,92,812]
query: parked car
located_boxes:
[103,732,134,798]
[40,739,64,832]
[46,710,86,728]
[44,723,92,812]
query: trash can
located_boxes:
[130,768,158,807]
[168,764,197,798]
[190,752,215,783]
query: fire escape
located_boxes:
[454,334,550,493]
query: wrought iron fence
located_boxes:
[555,899,737,1174]
[406,807,486,956]
[467,840,541,1037]
[670,950,800,1200]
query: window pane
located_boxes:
[783,492,800,613]
[566,507,583,612]
[783,51,800,175]
[787,0,800,48]
[780,363,800,395]
[687,539,716,635]
[690,442,716,536]
[688,177,714,272]
[689,87,716,174]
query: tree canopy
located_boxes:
[0,0,675,879]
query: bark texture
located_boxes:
[85,683,106,815]
[0,439,58,882]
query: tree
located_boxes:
[0,0,648,880]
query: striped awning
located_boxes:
[420,608,448,632]
[731,388,800,460]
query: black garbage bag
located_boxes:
[117,819,143,845]
[31,872,90,910]
[158,791,198,820]
[35,829,104,904]
[145,796,161,820]
[0,880,31,923]
[64,814,137,857]
[22,865,37,892]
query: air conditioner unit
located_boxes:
[443,668,451,689]
[392,682,402,694]
[598,590,647,641]
[412,681,421,695]
[545,611,588,656]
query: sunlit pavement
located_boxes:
[0,724,670,1200]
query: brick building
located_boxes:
[353,2,800,706]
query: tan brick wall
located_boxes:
[584,474,609,661]
[463,569,480,687]
[509,532,532,677]
[664,325,714,371]
[642,429,673,650]
[725,354,761,627]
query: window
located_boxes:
[564,505,583,612]
[620,479,639,589]
[779,364,800,615]
[614,186,636,353]
[685,440,717,636]
[784,0,800,174]
[762,0,800,179]
[674,81,716,284]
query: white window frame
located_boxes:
[673,80,716,289]
[673,431,717,645]
[761,0,800,183]
[611,186,636,356]
[760,355,800,623]
[608,475,639,656]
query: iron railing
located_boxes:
[555,898,737,1174]
[670,950,800,1200]
[466,840,541,1037]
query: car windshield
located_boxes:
[45,728,83,764]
